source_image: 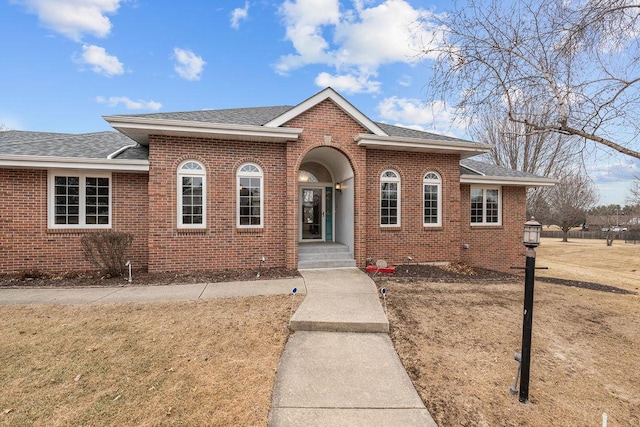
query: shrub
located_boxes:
[80,231,133,277]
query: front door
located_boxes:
[301,188,323,240]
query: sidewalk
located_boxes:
[0,277,305,305]
[269,268,437,426]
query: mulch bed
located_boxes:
[368,263,638,295]
[0,267,301,288]
[1,263,635,295]
[535,276,638,295]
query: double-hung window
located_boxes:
[237,163,263,228]
[423,172,442,227]
[470,186,501,225]
[178,161,206,228]
[48,171,111,229]
[380,170,400,226]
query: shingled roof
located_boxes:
[0,130,147,160]
[110,105,474,145]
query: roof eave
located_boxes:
[356,135,493,157]
[0,155,149,172]
[103,116,303,145]
[460,174,558,187]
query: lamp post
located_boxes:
[519,217,541,403]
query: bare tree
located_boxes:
[541,170,598,242]
[627,177,640,206]
[471,103,582,216]
[422,0,640,160]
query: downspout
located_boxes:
[107,143,139,159]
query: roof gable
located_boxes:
[264,87,387,136]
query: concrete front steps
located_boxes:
[289,268,389,333]
[297,242,356,269]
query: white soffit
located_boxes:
[461,174,557,187]
[0,155,149,172]
[264,87,387,136]
[103,116,303,146]
[356,134,493,157]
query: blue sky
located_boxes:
[0,0,637,205]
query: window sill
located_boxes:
[236,227,264,234]
[470,224,503,229]
[176,228,207,235]
[380,226,402,232]
[47,228,112,235]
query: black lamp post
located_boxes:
[519,217,541,403]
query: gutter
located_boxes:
[0,155,149,172]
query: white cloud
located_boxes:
[173,48,206,81]
[315,71,380,94]
[276,0,442,94]
[15,0,121,41]
[377,96,467,137]
[231,1,249,29]
[96,96,162,111]
[76,44,124,76]
[590,159,640,183]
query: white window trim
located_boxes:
[380,169,401,227]
[177,160,207,229]
[423,172,442,227]
[47,170,112,229]
[470,186,502,226]
[236,163,264,229]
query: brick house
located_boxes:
[0,88,553,275]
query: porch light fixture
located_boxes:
[518,216,542,404]
[335,182,343,193]
[523,217,541,248]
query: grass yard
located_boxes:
[536,237,640,293]
[0,296,292,426]
[386,237,640,426]
[1,237,638,426]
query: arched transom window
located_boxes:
[237,163,264,228]
[177,160,206,228]
[423,171,442,227]
[380,169,400,226]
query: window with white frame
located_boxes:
[423,172,442,226]
[48,171,111,228]
[380,170,400,226]
[178,160,206,228]
[237,163,263,228]
[470,186,501,225]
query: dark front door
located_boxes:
[301,188,323,240]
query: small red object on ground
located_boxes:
[366,265,396,274]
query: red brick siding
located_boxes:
[365,151,463,266]
[459,185,527,272]
[282,99,369,268]
[146,136,288,272]
[0,169,149,274]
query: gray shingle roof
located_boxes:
[375,122,474,143]
[115,105,476,143]
[126,106,295,126]
[460,158,548,179]
[0,130,143,160]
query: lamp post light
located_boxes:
[519,217,541,403]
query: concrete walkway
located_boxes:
[0,278,305,305]
[269,268,436,426]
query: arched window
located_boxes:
[237,163,264,228]
[177,160,206,228]
[423,172,442,227]
[380,170,400,226]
